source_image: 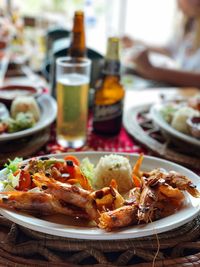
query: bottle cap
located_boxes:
[74,10,84,17]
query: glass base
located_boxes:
[57,137,86,149]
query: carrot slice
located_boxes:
[133,154,143,178]
[132,174,141,188]
[67,175,92,191]
[132,154,144,187]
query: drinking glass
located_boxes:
[56,57,91,148]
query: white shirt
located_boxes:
[168,31,200,72]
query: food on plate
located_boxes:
[160,103,178,124]
[32,173,99,221]
[0,96,40,134]
[187,116,200,139]
[161,94,200,136]
[188,94,200,111]
[5,112,35,133]
[0,191,88,217]
[171,106,199,134]
[99,205,138,230]
[0,154,199,232]
[11,96,40,121]
[94,154,133,193]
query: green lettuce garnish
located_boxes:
[7,172,20,188]
[4,157,23,173]
[1,157,23,191]
[80,158,94,186]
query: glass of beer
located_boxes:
[56,57,91,148]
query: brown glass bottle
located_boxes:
[93,37,125,135]
[68,11,86,58]
[51,11,86,97]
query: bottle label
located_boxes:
[93,100,123,122]
[103,60,120,75]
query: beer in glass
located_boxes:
[56,57,91,148]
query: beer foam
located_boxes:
[58,73,89,86]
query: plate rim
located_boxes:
[0,94,57,141]
[150,103,200,147]
[0,151,199,240]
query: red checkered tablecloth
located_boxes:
[37,118,146,156]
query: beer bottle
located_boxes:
[51,11,86,97]
[92,37,125,135]
[68,11,86,58]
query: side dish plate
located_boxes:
[150,103,200,150]
[0,94,57,142]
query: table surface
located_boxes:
[36,86,199,157]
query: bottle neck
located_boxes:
[103,37,121,76]
[68,14,86,57]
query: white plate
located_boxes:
[0,94,57,141]
[150,103,200,150]
[0,152,199,240]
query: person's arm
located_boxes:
[121,36,171,56]
[132,49,200,87]
[144,46,171,57]
[148,66,200,87]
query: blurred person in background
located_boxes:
[122,0,200,87]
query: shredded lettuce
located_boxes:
[1,157,23,191]
[80,157,94,185]
[2,184,17,192]
[4,157,23,173]
[7,172,20,188]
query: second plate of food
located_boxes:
[0,152,199,240]
[150,102,200,152]
[0,94,57,142]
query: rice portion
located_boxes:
[94,154,133,193]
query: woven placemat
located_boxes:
[0,215,200,266]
